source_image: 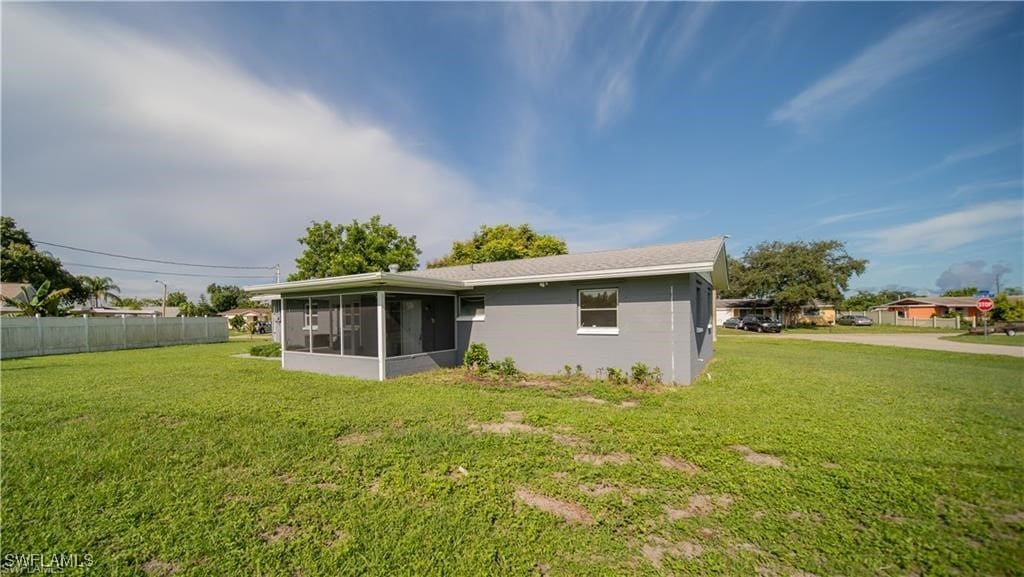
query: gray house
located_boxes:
[244,236,728,384]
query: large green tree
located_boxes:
[427,224,568,268]
[723,240,867,324]
[165,291,189,307]
[1,217,86,303]
[289,216,420,281]
[206,284,253,313]
[79,275,122,308]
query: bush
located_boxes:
[229,315,245,331]
[605,367,628,385]
[250,342,281,357]
[630,362,663,385]
[463,342,490,370]
[492,356,520,379]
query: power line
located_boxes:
[36,240,276,270]
[63,262,276,280]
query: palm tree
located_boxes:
[79,275,121,308]
[2,280,72,317]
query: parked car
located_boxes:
[722,317,743,329]
[741,315,782,333]
[836,315,873,326]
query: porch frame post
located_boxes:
[376,291,386,381]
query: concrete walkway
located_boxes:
[773,333,1024,358]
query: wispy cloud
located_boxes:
[884,131,1022,187]
[950,178,1023,198]
[860,199,1023,253]
[771,6,1010,129]
[817,206,900,226]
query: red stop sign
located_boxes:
[977,297,994,312]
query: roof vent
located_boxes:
[387,264,400,273]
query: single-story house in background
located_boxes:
[0,282,30,315]
[245,237,729,384]
[876,296,1023,320]
[220,307,271,323]
[716,298,836,326]
[70,306,181,318]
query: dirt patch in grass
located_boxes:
[788,511,824,522]
[503,411,525,422]
[368,478,381,494]
[574,395,608,405]
[141,560,178,575]
[658,455,700,475]
[153,415,183,428]
[551,433,587,447]
[821,461,841,469]
[261,524,298,544]
[514,487,594,525]
[642,537,703,568]
[335,431,381,446]
[276,473,295,485]
[574,452,631,466]
[468,411,544,435]
[449,466,468,480]
[665,494,734,519]
[619,400,638,408]
[729,445,785,467]
[315,482,339,490]
[880,513,907,524]
[1001,512,1024,524]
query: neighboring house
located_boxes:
[220,307,271,324]
[71,306,181,318]
[876,296,1023,320]
[0,282,30,315]
[245,237,729,384]
[716,298,836,326]
[250,294,282,343]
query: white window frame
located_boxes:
[457,295,486,321]
[303,300,319,330]
[577,288,619,335]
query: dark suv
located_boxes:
[741,315,782,333]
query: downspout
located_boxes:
[670,284,676,384]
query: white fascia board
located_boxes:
[245,272,464,295]
[462,262,717,287]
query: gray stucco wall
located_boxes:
[456,274,703,384]
[282,351,379,380]
[386,349,459,378]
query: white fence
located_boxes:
[0,316,228,359]
[839,310,962,329]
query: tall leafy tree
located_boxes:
[1,280,72,317]
[1,216,86,303]
[165,291,189,307]
[289,215,421,281]
[724,240,867,324]
[79,275,122,308]
[427,224,568,268]
[206,284,253,313]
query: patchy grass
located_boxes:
[3,339,1023,576]
[941,333,1024,347]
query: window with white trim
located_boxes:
[304,300,319,330]
[578,288,618,334]
[458,296,486,321]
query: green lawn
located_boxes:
[3,338,1023,576]
[941,333,1024,347]
[769,324,959,334]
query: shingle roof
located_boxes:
[403,237,726,283]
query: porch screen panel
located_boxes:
[342,293,378,357]
[283,298,308,351]
[385,294,455,357]
[310,296,340,354]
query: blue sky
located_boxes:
[3,2,1022,299]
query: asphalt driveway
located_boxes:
[771,332,1024,358]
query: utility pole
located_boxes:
[154,280,168,317]
[275,264,280,283]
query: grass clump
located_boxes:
[249,342,281,357]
